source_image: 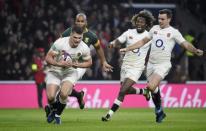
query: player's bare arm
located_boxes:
[96,45,113,72]
[45,50,59,66]
[181,41,204,56]
[108,40,122,48]
[73,58,92,68]
[45,50,72,67]
[120,37,151,52]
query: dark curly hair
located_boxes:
[131,10,155,31]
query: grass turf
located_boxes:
[0,108,205,131]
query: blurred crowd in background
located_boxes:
[0,0,206,82]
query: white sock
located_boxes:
[153,87,159,94]
[55,114,60,117]
[135,88,140,94]
[108,99,122,116]
[114,99,122,106]
[108,110,114,116]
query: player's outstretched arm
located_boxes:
[181,41,204,56]
[120,37,150,53]
[73,58,92,68]
[108,40,122,49]
[102,61,113,72]
[96,46,113,72]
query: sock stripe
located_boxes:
[114,99,122,105]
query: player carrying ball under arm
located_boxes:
[60,13,113,109]
[102,10,155,122]
[45,25,92,124]
[120,9,204,123]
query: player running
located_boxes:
[45,13,113,116]
[45,25,92,124]
[120,9,204,123]
[102,10,155,122]
[61,13,113,109]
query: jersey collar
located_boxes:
[84,28,88,33]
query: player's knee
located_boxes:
[59,95,67,104]
[47,95,55,103]
[59,91,68,100]
[147,82,156,92]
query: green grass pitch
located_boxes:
[0,108,205,131]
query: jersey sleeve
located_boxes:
[117,30,128,44]
[148,26,155,39]
[82,45,91,60]
[50,38,62,53]
[89,31,100,49]
[61,28,72,37]
[173,29,186,45]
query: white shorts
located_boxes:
[120,66,144,83]
[45,71,78,86]
[146,62,172,79]
[76,68,87,80]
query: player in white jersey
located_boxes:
[102,10,155,122]
[45,25,92,124]
[120,9,204,123]
[61,13,113,110]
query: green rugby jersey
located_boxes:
[61,27,100,49]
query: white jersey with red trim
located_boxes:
[48,37,91,74]
[118,29,150,68]
[148,25,186,63]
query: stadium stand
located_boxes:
[0,0,205,81]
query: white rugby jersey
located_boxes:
[148,25,186,63]
[117,29,150,68]
[48,37,91,74]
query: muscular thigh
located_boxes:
[46,84,59,100]
[120,78,136,92]
[147,73,162,90]
[46,72,61,99]
[146,62,171,79]
[60,81,74,97]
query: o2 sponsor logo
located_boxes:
[155,39,165,50]
[132,48,141,56]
